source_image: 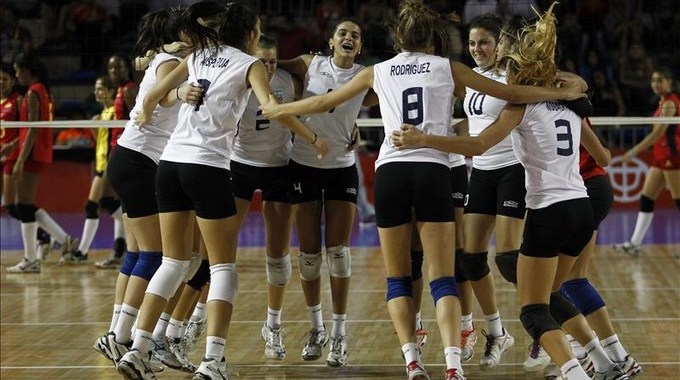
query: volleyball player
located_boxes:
[275,17,376,366]
[69,75,125,266]
[613,67,680,255]
[6,53,77,273]
[260,2,584,378]
[92,7,192,373]
[390,4,629,380]
[116,3,326,379]
[230,35,300,361]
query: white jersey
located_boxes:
[512,101,588,209]
[161,46,257,169]
[291,55,367,169]
[231,69,295,167]
[373,52,454,168]
[464,68,519,170]
[117,53,181,163]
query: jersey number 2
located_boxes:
[194,79,212,111]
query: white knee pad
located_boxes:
[299,251,322,281]
[326,245,351,278]
[183,251,202,282]
[145,257,192,300]
[208,263,238,305]
[266,254,292,287]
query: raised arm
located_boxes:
[392,104,525,156]
[581,118,611,167]
[451,61,584,104]
[248,60,328,158]
[259,66,374,119]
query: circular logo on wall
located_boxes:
[607,156,649,203]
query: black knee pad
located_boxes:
[639,195,654,212]
[495,250,519,284]
[6,204,20,220]
[16,203,38,223]
[37,227,51,244]
[187,259,210,291]
[410,250,424,281]
[85,200,99,219]
[549,291,581,325]
[459,251,490,281]
[113,237,126,256]
[99,197,121,215]
[674,199,680,211]
[454,248,468,283]
[520,303,561,342]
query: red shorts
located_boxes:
[2,159,50,175]
[652,155,680,170]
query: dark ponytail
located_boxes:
[132,8,184,59]
[217,2,258,52]
[181,0,225,55]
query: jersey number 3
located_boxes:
[555,119,574,156]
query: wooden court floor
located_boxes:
[1,245,679,379]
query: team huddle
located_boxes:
[4,0,680,380]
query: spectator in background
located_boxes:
[0,6,33,66]
[315,0,348,37]
[575,0,607,62]
[579,49,616,89]
[499,0,538,21]
[555,5,581,63]
[3,0,40,18]
[357,0,392,60]
[591,70,626,117]
[267,13,320,60]
[618,42,654,116]
[603,0,638,53]
[463,0,498,25]
[65,0,111,71]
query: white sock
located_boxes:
[166,318,184,340]
[561,358,591,380]
[191,302,207,322]
[152,312,171,341]
[567,334,587,358]
[485,311,503,337]
[308,304,324,331]
[113,217,125,240]
[415,311,423,330]
[461,313,473,331]
[20,222,38,261]
[331,313,346,338]
[113,303,138,343]
[131,329,154,354]
[601,334,629,363]
[584,338,615,373]
[34,209,67,244]
[444,346,463,371]
[78,218,99,253]
[402,342,420,364]
[267,306,282,328]
[205,336,226,361]
[109,304,122,332]
[630,211,653,245]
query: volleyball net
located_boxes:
[1,116,679,209]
